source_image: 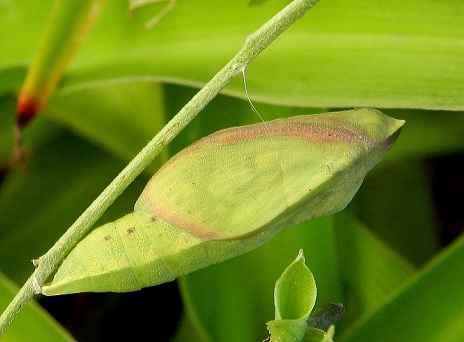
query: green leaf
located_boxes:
[266,250,318,342]
[274,250,316,321]
[339,233,464,342]
[0,128,148,284]
[356,159,439,266]
[267,319,308,342]
[1,0,463,110]
[334,212,415,325]
[0,272,74,342]
[302,327,333,342]
[46,81,169,166]
[379,110,464,163]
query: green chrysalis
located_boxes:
[41,109,404,295]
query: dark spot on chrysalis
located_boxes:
[126,227,136,235]
[103,235,112,241]
[150,217,157,222]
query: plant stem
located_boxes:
[0,0,320,337]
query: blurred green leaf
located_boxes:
[0,272,74,342]
[339,233,464,342]
[0,67,26,96]
[0,127,149,284]
[355,159,439,266]
[380,110,464,164]
[1,0,463,111]
[333,212,415,326]
[0,95,17,163]
[46,81,168,166]
[178,212,417,341]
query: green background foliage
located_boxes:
[1,0,463,341]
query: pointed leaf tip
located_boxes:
[274,250,317,321]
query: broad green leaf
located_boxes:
[1,0,463,110]
[46,81,168,165]
[177,210,417,341]
[333,212,415,326]
[41,109,404,295]
[0,272,74,342]
[339,233,464,342]
[356,159,439,266]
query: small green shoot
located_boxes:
[266,250,343,342]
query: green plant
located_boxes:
[0,0,463,341]
[266,249,340,342]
